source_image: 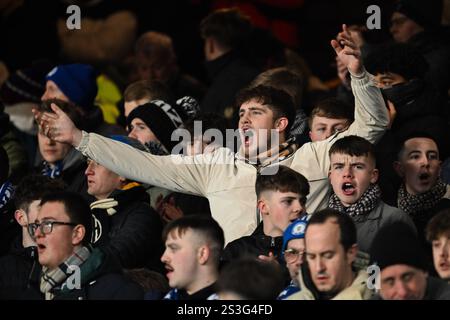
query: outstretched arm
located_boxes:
[33,103,219,197]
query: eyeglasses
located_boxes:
[28,220,77,238]
[284,248,304,263]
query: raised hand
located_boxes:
[331,24,363,76]
[32,103,83,146]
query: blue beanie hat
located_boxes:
[46,64,98,108]
[109,135,150,153]
[282,215,310,253]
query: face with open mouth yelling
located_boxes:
[396,137,441,195]
[238,100,279,158]
[329,153,378,207]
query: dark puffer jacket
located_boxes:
[0,236,37,299]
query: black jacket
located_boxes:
[0,236,37,299]
[408,28,450,94]
[221,223,284,265]
[0,195,20,257]
[201,51,260,121]
[91,185,164,272]
[20,248,143,300]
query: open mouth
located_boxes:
[242,128,254,146]
[165,265,174,276]
[419,172,430,181]
[37,244,46,252]
[439,261,450,270]
[342,182,355,195]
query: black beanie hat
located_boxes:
[0,60,53,104]
[394,0,443,29]
[126,100,187,151]
[370,222,428,271]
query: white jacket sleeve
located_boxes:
[76,132,225,196]
[306,70,389,174]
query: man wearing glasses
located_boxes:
[22,191,143,300]
[277,217,309,300]
[0,175,64,299]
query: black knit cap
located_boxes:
[370,222,428,271]
[0,60,53,104]
[394,0,443,29]
[126,100,187,152]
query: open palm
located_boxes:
[33,103,82,146]
[331,24,362,76]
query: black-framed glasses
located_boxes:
[284,248,304,263]
[28,220,77,238]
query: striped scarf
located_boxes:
[329,184,381,217]
[40,246,91,300]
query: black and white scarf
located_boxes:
[329,184,381,217]
[0,180,14,210]
[40,246,91,300]
[398,180,447,216]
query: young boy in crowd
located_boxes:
[328,135,415,254]
[0,174,64,299]
[426,209,450,283]
[221,165,309,264]
[309,98,354,142]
